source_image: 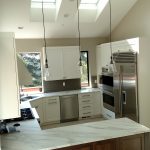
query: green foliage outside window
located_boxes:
[81,51,89,86]
[18,53,42,87]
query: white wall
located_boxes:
[111,0,150,128]
[112,0,150,40]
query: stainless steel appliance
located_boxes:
[60,94,79,123]
[113,52,139,122]
[99,73,115,112]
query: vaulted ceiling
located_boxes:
[0,0,138,39]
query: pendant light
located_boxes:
[42,0,49,79]
[109,0,116,73]
[77,0,82,67]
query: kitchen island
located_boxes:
[1,118,150,150]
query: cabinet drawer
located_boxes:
[78,93,92,99]
[78,98,93,105]
[79,103,93,110]
[80,110,93,118]
[45,96,59,103]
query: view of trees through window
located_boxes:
[81,51,89,87]
[18,53,42,92]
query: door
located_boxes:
[114,63,138,122]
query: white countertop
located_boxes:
[28,88,100,100]
[1,118,149,150]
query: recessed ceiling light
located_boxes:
[18,26,24,30]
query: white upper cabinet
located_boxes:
[62,46,80,79]
[43,46,80,81]
[96,38,139,75]
[0,32,20,120]
[96,44,111,75]
[45,47,63,81]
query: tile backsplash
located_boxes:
[43,78,81,93]
[91,76,98,88]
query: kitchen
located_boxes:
[1,0,150,150]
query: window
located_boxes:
[17,52,42,93]
[80,0,99,9]
[31,0,56,8]
[80,51,89,87]
[79,0,108,10]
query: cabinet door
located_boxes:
[30,99,44,123]
[44,96,60,123]
[44,47,63,81]
[94,140,116,150]
[92,92,102,116]
[100,44,111,69]
[0,32,20,120]
[118,134,144,150]
[62,46,81,79]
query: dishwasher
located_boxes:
[60,94,79,123]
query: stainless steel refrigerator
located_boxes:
[113,52,139,122]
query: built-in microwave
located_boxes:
[99,72,113,92]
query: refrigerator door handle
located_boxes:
[122,91,127,105]
[119,66,123,117]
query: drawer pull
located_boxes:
[48,98,57,101]
[48,101,57,104]
[82,105,91,108]
[82,100,90,103]
[82,94,91,97]
[83,112,91,115]
[35,106,38,109]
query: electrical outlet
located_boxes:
[63,81,65,87]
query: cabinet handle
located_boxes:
[83,112,91,115]
[82,106,91,109]
[82,100,90,103]
[82,94,91,97]
[48,101,57,104]
[48,98,57,101]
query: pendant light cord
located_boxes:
[77,0,82,65]
[109,0,113,64]
[77,0,81,51]
[42,0,48,68]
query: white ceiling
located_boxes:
[0,0,138,39]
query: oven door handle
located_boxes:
[102,89,113,96]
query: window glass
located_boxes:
[17,52,42,93]
[80,51,89,87]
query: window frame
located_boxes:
[80,51,90,87]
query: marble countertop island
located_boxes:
[1,118,150,150]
